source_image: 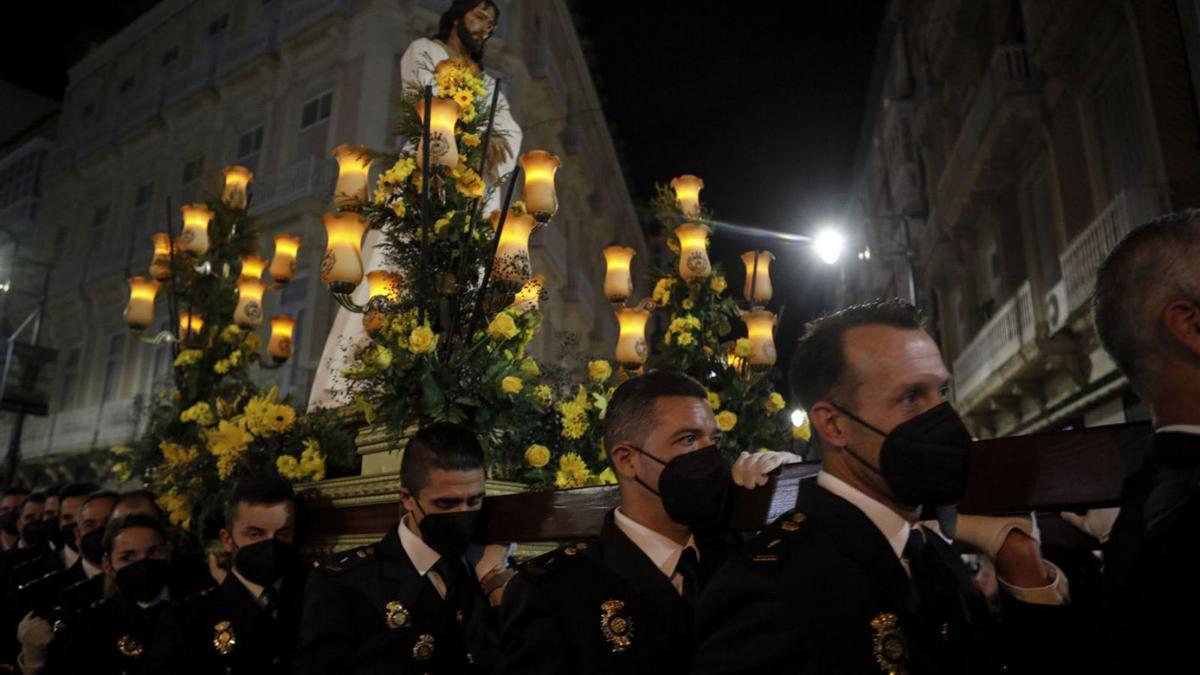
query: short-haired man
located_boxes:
[1,494,54,589]
[1092,209,1200,672]
[162,472,305,674]
[500,370,791,674]
[694,299,1071,674]
[297,422,506,673]
[56,491,118,613]
[0,486,30,552]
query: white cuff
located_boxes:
[998,560,1070,606]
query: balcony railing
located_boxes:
[952,281,1037,404]
[1060,186,1170,317]
[249,155,336,216]
[936,44,1040,212]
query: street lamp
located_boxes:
[813,227,845,265]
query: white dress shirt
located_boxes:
[81,556,103,580]
[817,471,1068,605]
[1157,424,1200,435]
[613,507,698,597]
[398,515,450,600]
[62,544,79,570]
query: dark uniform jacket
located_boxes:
[295,524,498,674]
[1099,431,1200,673]
[0,552,71,669]
[154,570,306,675]
[693,480,1067,674]
[43,590,175,675]
[499,510,733,675]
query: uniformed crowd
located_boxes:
[1,217,1197,674]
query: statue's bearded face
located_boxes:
[456,3,497,51]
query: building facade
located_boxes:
[847,0,1200,437]
[2,0,648,472]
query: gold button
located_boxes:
[781,521,799,532]
[792,512,807,523]
[564,547,577,556]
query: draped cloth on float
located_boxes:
[307,38,523,411]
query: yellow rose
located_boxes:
[409,325,438,354]
[710,275,728,294]
[716,410,738,432]
[765,392,786,414]
[524,444,551,468]
[373,346,393,369]
[706,391,721,410]
[501,376,524,395]
[487,313,520,341]
[735,338,753,358]
[588,360,613,383]
[520,358,541,378]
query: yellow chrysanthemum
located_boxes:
[651,277,676,306]
[487,313,520,341]
[299,440,326,481]
[710,276,728,294]
[524,444,551,468]
[462,132,481,148]
[532,384,553,407]
[588,360,612,384]
[220,325,242,343]
[179,402,214,427]
[554,452,592,489]
[244,397,296,438]
[455,166,485,199]
[765,392,786,414]
[409,325,438,354]
[174,350,203,367]
[706,391,722,410]
[716,410,738,432]
[453,89,475,109]
[676,332,695,347]
[276,455,304,480]
[501,376,523,395]
[682,299,694,310]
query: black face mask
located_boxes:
[832,401,973,509]
[416,503,481,560]
[630,444,732,529]
[0,511,18,537]
[233,538,300,587]
[21,521,49,549]
[60,522,79,553]
[80,527,107,566]
[114,558,171,604]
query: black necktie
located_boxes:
[675,547,700,607]
[433,557,473,611]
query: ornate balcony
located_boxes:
[952,281,1038,406]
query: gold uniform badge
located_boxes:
[213,621,237,656]
[117,635,144,658]
[413,633,435,661]
[599,599,633,653]
[870,613,908,675]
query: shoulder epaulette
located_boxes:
[16,568,58,592]
[517,542,591,581]
[743,510,810,569]
[320,544,377,574]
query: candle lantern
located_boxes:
[179,311,205,339]
[670,174,704,217]
[234,278,267,329]
[269,234,301,284]
[268,315,296,363]
[179,204,214,256]
[510,275,545,312]
[675,224,712,281]
[123,277,160,331]
[416,98,462,169]
[741,250,775,306]
[519,150,562,223]
[222,166,253,210]
[240,255,267,280]
[149,234,172,281]
[321,212,369,294]
[602,246,636,304]
[331,145,373,209]
[740,310,778,366]
[492,212,536,283]
[366,271,403,304]
[615,306,652,367]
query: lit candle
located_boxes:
[240,255,267,280]
[321,212,369,293]
[675,224,711,281]
[741,310,778,366]
[234,278,267,329]
[602,246,636,304]
[149,234,172,281]
[179,311,204,339]
[366,270,402,304]
[615,306,652,366]
[222,166,254,210]
[331,145,373,209]
[492,212,536,283]
[741,250,775,306]
[416,98,462,169]
[269,234,302,284]
[179,204,213,256]
[510,274,545,312]
[268,315,296,363]
[670,174,704,217]
[123,277,160,331]
[519,150,562,223]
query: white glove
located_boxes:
[731,450,802,489]
[17,612,52,671]
[1059,508,1119,544]
[954,513,1040,559]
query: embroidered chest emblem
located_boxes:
[870,613,908,675]
[386,600,411,629]
[212,620,237,656]
[412,633,435,661]
[599,599,634,653]
[117,634,144,658]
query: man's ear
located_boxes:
[610,444,638,480]
[398,486,416,516]
[219,528,234,553]
[1162,300,1200,360]
[102,556,114,575]
[810,401,848,450]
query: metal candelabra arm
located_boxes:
[138,330,179,346]
[332,292,366,314]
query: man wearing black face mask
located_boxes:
[0,486,30,554]
[693,299,1072,674]
[157,472,304,674]
[12,483,98,608]
[500,370,785,675]
[0,493,57,590]
[297,422,505,674]
[37,513,176,674]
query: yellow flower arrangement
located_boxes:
[501,376,524,395]
[487,313,519,341]
[532,384,553,407]
[520,358,541,378]
[157,492,191,529]
[716,410,739,432]
[652,277,676,306]
[179,402,214,427]
[764,392,786,414]
[588,360,613,383]
[408,325,438,354]
[554,452,592,489]
[454,165,485,199]
[524,444,551,468]
[244,390,296,438]
[220,325,242,343]
[462,132,481,148]
[710,275,728,294]
[706,391,722,410]
[160,441,198,467]
[174,350,203,367]
[735,338,753,358]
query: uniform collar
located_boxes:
[817,471,913,563]
[398,514,441,577]
[1156,424,1200,436]
[62,544,80,569]
[81,555,103,579]
[613,507,697,582]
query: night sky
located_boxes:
[2,0,887,374]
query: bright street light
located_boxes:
[813,227,845,265]
[790,408,808,428]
